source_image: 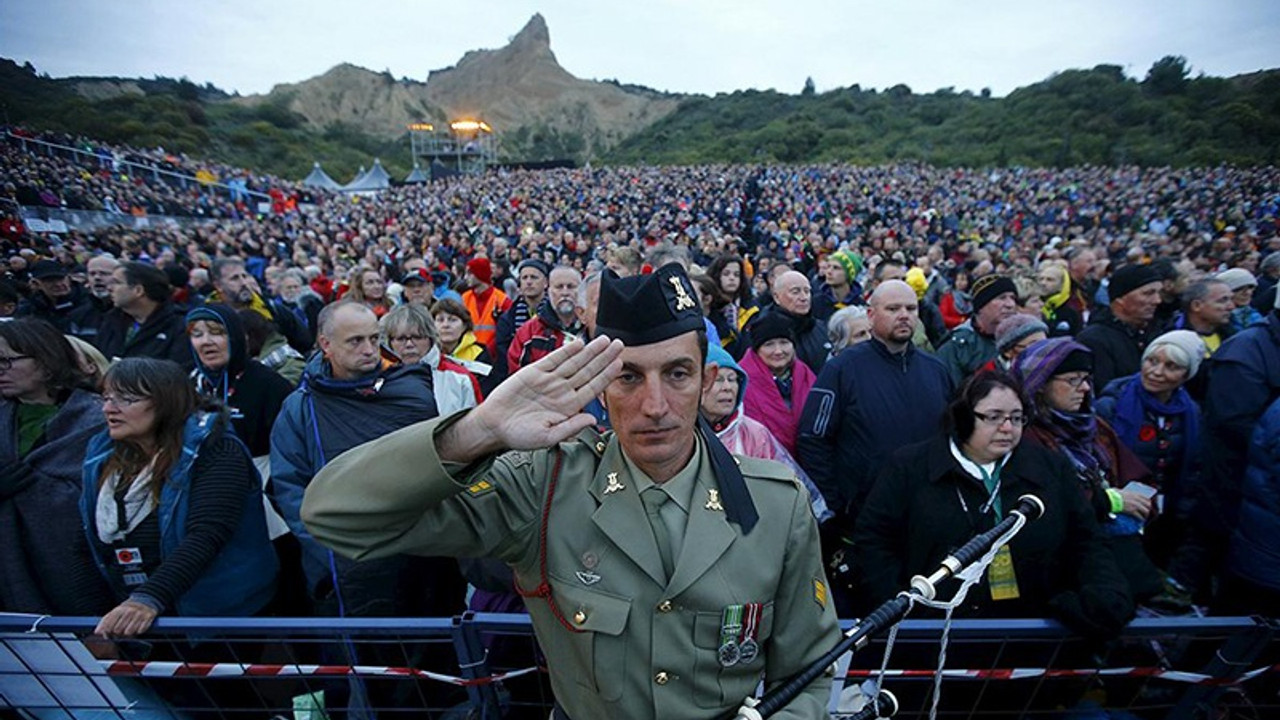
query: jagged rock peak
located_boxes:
[511,13,551,54]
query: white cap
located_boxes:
[1215,268,1257,292]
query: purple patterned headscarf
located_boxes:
[1012,337,1093,404]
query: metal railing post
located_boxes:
[451,611,503,719]
[1167,616,1275,720]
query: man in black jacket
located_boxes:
[16,261,89,335]
[749,270,831,374]
[1077,264,1164,389]
[797,280,954,613]
[65,254,119,343]
[95,262,191,369]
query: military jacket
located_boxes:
[302,412,839,719]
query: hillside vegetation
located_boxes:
[3,55,1278,181]
[0,59,410,182]
[606,58,1280,167]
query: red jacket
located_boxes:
[507,304,584,371]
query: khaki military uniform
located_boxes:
[303,412,839,719]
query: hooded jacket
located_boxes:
[187,304,294,457]
[0,389,114,614]
[269,353,438,593]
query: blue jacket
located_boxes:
[80,412,277,617]
[270,354,438,593]
[797,337,954,520]
[1201,312,1280,533]
[1227,396,1280,591]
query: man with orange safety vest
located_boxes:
[461,257,511,355]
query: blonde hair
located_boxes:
[64,335,110,389]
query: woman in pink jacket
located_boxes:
[738,313,816,455]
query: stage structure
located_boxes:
[408,120,498,179]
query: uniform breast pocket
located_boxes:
[551,580,632,702]
[692,602,775,709]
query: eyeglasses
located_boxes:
[102,394,146,409]
[388,334,430,345]
[973,411,1028,427]
[0,355,33,372]
[1053,373,1092,388]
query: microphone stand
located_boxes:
[728,494,1046,720]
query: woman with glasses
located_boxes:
[80,358,278,715]
[854,370,1133,637]
[1014,337,1164,602]
[82,357,278,638]
[0,319,114,616]
[380,303,481,415]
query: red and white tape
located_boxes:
[101,660,541,687]
[844,664,1279,686]
[100,660,1278,688]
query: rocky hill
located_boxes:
[241,14,681,160]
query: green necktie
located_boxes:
[642,487,676,579]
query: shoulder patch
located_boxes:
[814,577,828,609]
[465,478,497,497]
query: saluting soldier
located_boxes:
[302,264,839,719]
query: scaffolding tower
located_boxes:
[408,120,498,178]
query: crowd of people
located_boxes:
[1,128,1279,716]
[2,127,312,220]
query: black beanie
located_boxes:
[750,312,795,351]
[970,274,1017,314]
[1108,264,1164,300]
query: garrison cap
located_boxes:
[596,263,705,347]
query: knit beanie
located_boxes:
[750,312,795,351]
[995,314,1049,353]
[1214,268,1257,292]
[905,267,928,299]
[1108,263,1163,300]
[467,257,493,285]
[517,258,551,279]
[1013,337,1093,400]
[830,250,863,284]
[1144,330,1207,379]
[970,274,1017,314]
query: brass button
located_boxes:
[573,610,587,625]
[654,671,669,685]
[595,441,606,453]
[657,600,673,613]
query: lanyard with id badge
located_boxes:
[956,463,1020,602]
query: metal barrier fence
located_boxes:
[1,614,1276,719]
[6,132,271,204]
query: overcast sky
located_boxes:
[4,0,1279,98]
